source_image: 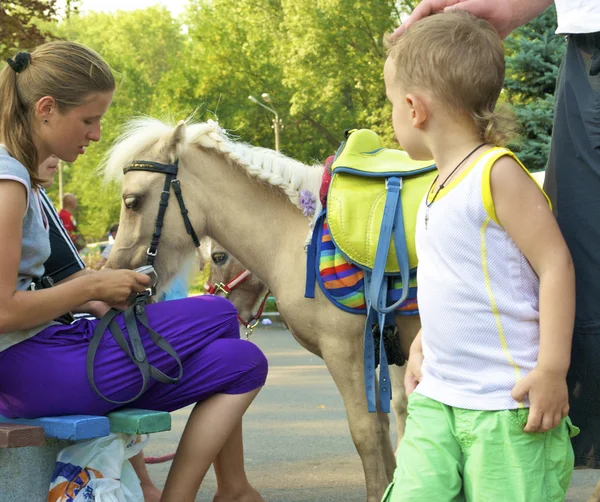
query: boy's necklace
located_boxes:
[424,143,486,229]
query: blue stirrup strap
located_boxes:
[378,310,391,413]
[366,177,411,313]
[362,278,393,414]
[363,301,377,412]
[304,212,323,299]
[367,177,400,309]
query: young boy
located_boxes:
[382,11,577,501]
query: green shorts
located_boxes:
[382,393,579,502]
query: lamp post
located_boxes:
[248,93,282,152]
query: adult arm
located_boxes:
[0,180,150,333]
[394,0,555,39]
[491,156,574,432]
[54,269,111,318]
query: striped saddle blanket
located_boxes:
[309,214,418,316]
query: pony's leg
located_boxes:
[321,343,393,502]
[376,406,396,481]
[588,478,600,502]
[389,363,408,452]
[375,370,398,480]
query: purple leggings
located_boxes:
[0,296,268,418]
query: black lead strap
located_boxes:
[87,295,183,405]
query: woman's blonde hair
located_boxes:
[387,11,516,146]
[0,41,115,185]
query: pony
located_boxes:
[199,237,271,334]
[103,118,419,502]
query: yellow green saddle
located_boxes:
[328,129,436,274]
[306,128,436,414]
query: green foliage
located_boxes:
[0,0,59,59]
[34,1,563,237]
[278,0,401,157]
[504,6,565,172]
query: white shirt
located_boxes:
[555,0,600,34]
[414,148,547,410]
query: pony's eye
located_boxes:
[124,195,139,210]
[212,252,228,265]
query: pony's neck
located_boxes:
[187,147,318,295]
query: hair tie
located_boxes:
[6,52,31,73]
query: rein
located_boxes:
[204,270,270,337]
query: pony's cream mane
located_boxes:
[103,117,324,216]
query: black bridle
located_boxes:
[123,159,201,265]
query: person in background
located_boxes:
[58,192,86,251]
[98,223,119,268]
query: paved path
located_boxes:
[144,325,597,501]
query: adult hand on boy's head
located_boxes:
[511,367,569,433]
[392,0,520,40]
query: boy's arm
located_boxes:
[405,329,423,395]
[491,156,575,432]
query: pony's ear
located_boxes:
[160,120,186,162]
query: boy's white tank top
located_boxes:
[415,147,547,410]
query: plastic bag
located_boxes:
[48,433,148,502]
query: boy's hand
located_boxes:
[511,367,569,433]
[404,347,424,396]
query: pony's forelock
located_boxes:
[101,117,176,182]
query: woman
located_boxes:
[0,42,267,502]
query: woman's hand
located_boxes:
[90,269,151,309]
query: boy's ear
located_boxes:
[405,93,428,129]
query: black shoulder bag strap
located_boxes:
[86,294,183,405]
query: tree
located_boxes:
[0,0,58,59]
[504,6,565,172]
[278,0,403,157]
[182,0,405,163]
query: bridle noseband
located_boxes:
[123,160,201,265]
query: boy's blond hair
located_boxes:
[387,12,514,146]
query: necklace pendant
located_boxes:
[425,208,429,229]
